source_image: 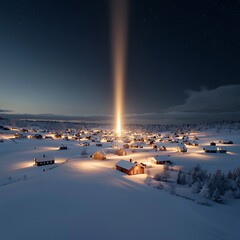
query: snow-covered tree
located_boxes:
[236,175,240,188]
[154,165,170,182]
[200,183,211,198]
[177,170,186,185]
[211,188,222,203]
[227,170,233,179]
[81,148,87,156]
[191,180,202,193]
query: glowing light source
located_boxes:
[111,0,128,135]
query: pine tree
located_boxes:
[177,170,186,185]
[227,170,233,179]
[191,180,201,193]
[236,176,240,188]
[211,188,222,203]
[200,183,211,198]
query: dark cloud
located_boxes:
[124,85,240,123]
[167,85,240,113]
[0,113,112,122]
[1,85,240,124]
[0,109,12,113]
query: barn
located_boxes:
[91,150,106,160]
[116,160,144,175]
[34,155,55,166]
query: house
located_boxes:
[34,155,55,166]
[148,155,172,165]
[130,142,143,148]
[177,143,187,152]
[219,140,233,144]
[116,160,144,175]
[21,128,28,133]
[91,150,106,160]
[14,133,27,139]
[80,141,90,146]
[203,146,217,153]
[45,136,53,140]
[147,139,155,145]
[123,143,130,149]
[153,143,167,151]
[115,148,127,156]
[159,146,167,151]
[33,134,43,139]
[217,147,227,153]
[59,145,68,150]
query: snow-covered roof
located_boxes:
[131,142,143,147]
[153,155,170,161]
[35,155,54,162]
[149,155,171,162]
[94,149,106,156]
[203,146,217,151]
[178,143,187,149]
[116,160,136,170]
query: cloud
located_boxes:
[0,109,12,113]
[167,85,240,114]
[0,113,112,122]
[1,85,239,124]
[124,85,240,123]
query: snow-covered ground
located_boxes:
[0,127,240,240]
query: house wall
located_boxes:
[36,160,55,166]
[116,165,144,175]
[116,149,127,156]
[93,152,106,160]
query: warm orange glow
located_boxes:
[111,0,128,135]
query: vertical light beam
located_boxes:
[111,0,128,135]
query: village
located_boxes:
[0,123,239,195]
[1,122,240,240]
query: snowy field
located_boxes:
[0,127,240,240]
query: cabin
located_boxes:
[159,146,167,151]
[203,146,217,153]
[177,143,187,152]
[14,133,27,139]
[210,142,216,146]
[148,156,172,165]
[59,145,68,150]
[116,160,144,175]
[21,128,28,133]
[81,141,90,146]
[146,139,155,145]
[91,150,106,160]
[33,134,43,139]
[219,140,233,144]
[34,155,55,166]
[45,136,53,140]
[55,134,62,139]
[115,148,127,156]
[130,142,143,148]
[217,147,227,153]
[123,143,130,149]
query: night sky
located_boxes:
[0,0,240,123]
